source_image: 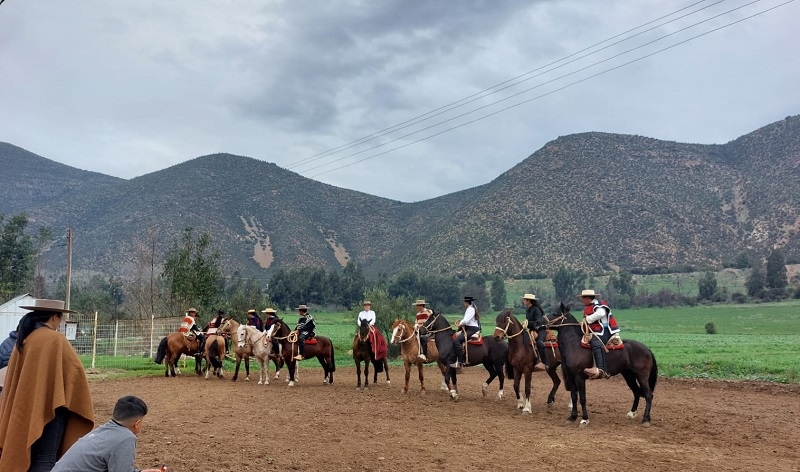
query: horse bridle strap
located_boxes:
[392,323,417,343]
[495,316,527,339]
[423,313,455,334]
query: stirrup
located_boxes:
[417,354,427,361]
[533,362,546,372]
[293,355,303,361]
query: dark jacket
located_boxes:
[0,331,17,369]
[525,304,546,330]
[248,315,263,331]
[296,314,316,337]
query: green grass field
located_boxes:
[81,301,800,383]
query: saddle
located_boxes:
[581,333,624,350]
[543,329,558,349]
[304,338,318,345]
[467,333,483,346]
[183,333,197,341]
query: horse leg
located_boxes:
[356,360,362,390]
[232,356,241,381]
[482,362,497,399]
[447,368,459,401]
[364,358,370,390]
[621,370,641,420]
[513,369,523,410]
[523,371,533,414]
[634,369,654,426]
[577,377,589,427]
[287,360,297,387]
[244,356,250,381]
[384,359,390,384]
[546,363,562,409]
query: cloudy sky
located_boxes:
[1,0,798,202]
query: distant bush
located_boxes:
[630,264,697,275]
[704,322,717,334]
[731,292,747,303]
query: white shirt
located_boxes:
[584,303,608,325]
[459,305,479,328]
[357,310,376,326]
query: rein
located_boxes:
[494,316,528,339]
[423,313,455,334]
[393,323,417,344]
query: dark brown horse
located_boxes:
[270,318,335,386]
[352,319,390,390]
[154,331,202,377]
[390,318,448,394]
[547,303,657,427]
[423,311,509,401]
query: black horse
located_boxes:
[423,311,509,401]
[352,319,390,390]
[547,303,657,427]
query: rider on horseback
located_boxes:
[357,300,376,327]
[180,308,204,352]
[522,294,547,372]
[580,289,619,380]
[247,309,264,331]
[262,308,281,355]
[450,296,480,369]
[413,300,432,361]
[294,304,316,361]
[204,309,227,354]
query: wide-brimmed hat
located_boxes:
[296,304,308,311]
[521,293,537,301]
[247,309,257,314]
[262,308,277,314]
[413,299,427,306]
[19,299,77,314]
[463,296,475,303]
[187,308,198,313]
[362,300,372,306]
[579,289,597,298]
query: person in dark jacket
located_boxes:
[246,309,263,331]
[294,304,316,360]
[522,294,547,372]
[0,327,18,369]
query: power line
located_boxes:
[310,0,795,178]
[287,0,724,171]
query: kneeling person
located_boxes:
[52,396,161,472]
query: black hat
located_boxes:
[463,296,475,303]
[217,309,226,315]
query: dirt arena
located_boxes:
[88,365,799,471]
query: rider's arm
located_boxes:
[460,306,475,325]
[584,306,607,324]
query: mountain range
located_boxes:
[2,114,799,279]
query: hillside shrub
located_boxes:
[731,292,747,303]
[704,322,717,335]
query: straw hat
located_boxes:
[296,304,308,311]
[262,308,277,314]
[187,308,198,313]
[521,293,537,301]
[362,300,372,306]
[247,309,257,314]
[413,299,427,306]
[579,289,597,298]
[19,299,76,314]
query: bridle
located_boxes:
[391,321,417,344]
[494,313,528,339]
[422,313,454,334]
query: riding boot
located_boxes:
[418,335,428,361]
[449,340,463,368]
[535,341,548,372]
[198,334,206,354]
[585,340,609,379]
[294,341,305,361]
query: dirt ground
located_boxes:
[88,365,799,472]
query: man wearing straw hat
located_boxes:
[580,289,619,379]
[522,294,547,372]
[356,300,376,327]
[413,300,431,361]
[262,308,281,355]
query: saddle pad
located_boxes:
[581,340,624,350]
[467,337,483,346]
[304,338,318,345]
[543,341,558,349]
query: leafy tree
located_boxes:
[340,260,365,309]
[490,275,507,311]
[355,287,411,358]
[223,272,270,320]
[0,213,36,301]
[732,251,750,269]
[162,228,222,319]
[697,271,718,301]
[606,269,635,308]
[552,266,586,303]
[461,278,490,314]
[746,259,765,298]
[765,248,788,290]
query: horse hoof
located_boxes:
[386,380,390,384]
[642,421,651,428]
[401,389,407,394]
[245,377,250,381]
[496,390,504,402]
[579,419,589,428]
[356,387,361,391]
[288,381,295,387]
[258,380,263,385]
[627,411,637,420]
[522,410,531,415]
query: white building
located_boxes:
[0,294,37,337]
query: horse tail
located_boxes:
[649,349,658,392]
[209,339,222,369]
[155,337,168,364]
[505,357,515,380]
[330,340,336,372]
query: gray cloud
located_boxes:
[0,0,798,202]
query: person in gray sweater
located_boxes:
[52,396,161,472]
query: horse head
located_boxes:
[219,317,235,334]
[422,311,447,333]
[546,302,576,327]
[237,324,248,348]
[390,318,408,344]
[357,318,371,341]
[493,309,516,340]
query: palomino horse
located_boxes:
[155,331,202,377]
[390,318,447,394]
[547,303,658,427]
[238,325,277,385]
[352,319,390,390]
[493,309,537,413]
[423,312,509,401]
[219,318,286,382]
[270,318,336,387]
[203,332,226,379]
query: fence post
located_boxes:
[150,315,155,359]
[91,311,98,369]
[114,319,119,357]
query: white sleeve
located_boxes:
[368,311,376,325]
[460,306,475,324]
[584,306,607,324]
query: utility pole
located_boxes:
[65,227,73,312]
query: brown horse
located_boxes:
[389,318,447,394]
[155,331,202,377]
[270,318,336,386]
[548,303,658,427]
[203,333,226,379]
[493,309,535,412]
[352,319,390,390]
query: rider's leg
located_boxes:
[535,328,548,371]
[450,331,465,368]
[418,333,428,360]
[295,334,306,360]
[585,335,609,379]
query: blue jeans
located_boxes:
[29,407,69,472]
